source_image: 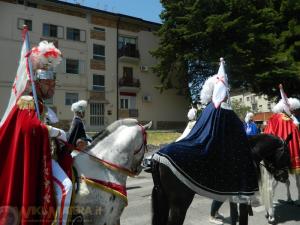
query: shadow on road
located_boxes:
[274,200,300,224]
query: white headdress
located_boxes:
[30,41,62,79]
[245,112,254,123]
[273,98,300,113]
[71,100,88,113]
[200,58,229,108]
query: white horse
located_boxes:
[260,166,300,224]
[71,119,152,225]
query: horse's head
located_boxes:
[88,119,152,177]
[129,121,152,175]
[249,134,291,183]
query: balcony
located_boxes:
[90,30,105,41]
[118,45,140,63]
[119,109,139,118]
[90,59,105,70]
[119,77,140,92]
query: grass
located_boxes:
[87,130,182,146]
[147,130,181,146]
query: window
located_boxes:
[65,93,78,105]
[43,24,64,38]
[90,103,104,126]
[17,0,37,7]
[67,27,86,42]
[93,27,105,32]
[123,67,133,81]
[246,97,250,101]
[17,18,32,31]
[93,74,105,91]
[120,97,129,109]
[120,94,136,109]
[93,44,105,60]
[118,36,137,49]
[66,59,79,74]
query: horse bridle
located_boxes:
[133,124,148,155]
[68,123,148,176]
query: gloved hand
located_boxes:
[48,126,67,142]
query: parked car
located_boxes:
[142,154,154,173]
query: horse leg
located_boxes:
[265,179,277,224]
[285,178,293,203]
[151,161,170,225]
[157,163,194,225]
[167,196,194,225]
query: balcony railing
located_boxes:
[118,45,140,58]
[119,109,139,118]
[119,77,140,88]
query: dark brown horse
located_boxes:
[151,134,292,225]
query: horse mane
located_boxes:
[248,134,282,154]
[248,133,284,182]
[86,118,138,151]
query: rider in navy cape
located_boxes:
[153,58,259,203]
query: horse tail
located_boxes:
[151,160,169,225]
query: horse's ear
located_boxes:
[143,121,152,130]
[285,133,293,144]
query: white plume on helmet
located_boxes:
[187,107,197,121]
[30,41,62,70]
[71,100,87,113]
[272,98,300,113]
[245,112,254,123]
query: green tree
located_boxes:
[231,99,251,121]
[152,0,300,99]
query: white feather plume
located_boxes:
[30,41,62,70]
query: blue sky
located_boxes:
[62,0,163,23]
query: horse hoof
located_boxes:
[268,218,275,224]
[209,216,223,225]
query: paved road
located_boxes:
[121,170,300,225]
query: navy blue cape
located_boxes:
[153,103,259,202]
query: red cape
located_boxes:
[264,113,300,173]
[0,97,56,224]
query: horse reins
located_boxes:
[61,123,147,177]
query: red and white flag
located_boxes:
[0,29,30,127]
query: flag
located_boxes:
[212,57,229,108]
[0,28,31,127]
[279,83,291,116]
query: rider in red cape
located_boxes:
[0,97,56,224]
[264,84,300,204]
[0,39,72,224]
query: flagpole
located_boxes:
[23,25,40,119]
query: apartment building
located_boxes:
[231,92,276,123]
[0,0,189,131]
[231,92,276,113]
